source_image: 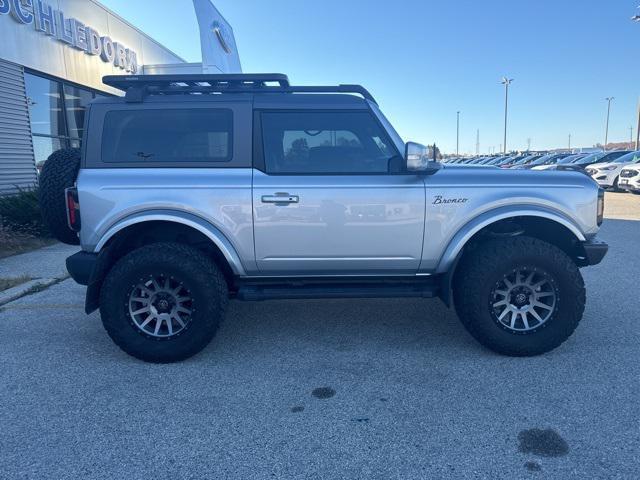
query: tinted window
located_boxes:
[102,109,232,163]
[261,111,399,174]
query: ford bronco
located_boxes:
[38,74,608,362]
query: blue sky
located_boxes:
[101,0,640,154]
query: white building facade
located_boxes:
[0,0,240,193]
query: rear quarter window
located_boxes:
[101,109,233,164]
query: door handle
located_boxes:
[261,193,299,204]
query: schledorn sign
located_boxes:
[0,0,138,73]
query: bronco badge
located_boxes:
[432,195,468,205]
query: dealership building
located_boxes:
[0,0,240,194]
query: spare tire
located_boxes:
[39,148,81,245]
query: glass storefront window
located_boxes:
[24,71,112,169]
[63,85,94,139]
[32,135,64,169]
[24,73,65,137]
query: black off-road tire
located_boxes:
[38,148,81,245]
[99,242,228,363]
[453,236,586,356]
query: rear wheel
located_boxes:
[99,242,228,363]
[453,236,585,356]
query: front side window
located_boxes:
[261,111,400,174]
[102,109,233,164]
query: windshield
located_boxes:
[528,154,554,165]
[514,155,538,164]
[573,152,603,164]
[558,154,584,164]
[612,151,640,163]
[368,102,405,155]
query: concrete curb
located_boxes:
[0,278,59,306]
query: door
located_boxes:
[252,109,425,275]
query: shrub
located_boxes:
[0,186,50,237]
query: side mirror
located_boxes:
[405,141,441,174]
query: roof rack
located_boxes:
[102,73,377,104]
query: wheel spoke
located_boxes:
[154,317,163,335]
[498,307,510,321]
[150,278,161,291]
[130,297,149,304]
[532,280,548,290]
[131,306,150,316]
[529,308,544,323]
[176,306,192,315]
[172,314,186,328]
[535,291,555,298]
[494,289,509,298]
[515,270,523,284]
[503,277,514,289]
[525,271,535,284]
[493,299,508,307]
[166,318,174,336]
[139,315,154,329]
[532,301,553,311]
[509,311,518,328]
[141,286,154,297]
[521,312,530,329]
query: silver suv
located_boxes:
[39,74,608,363]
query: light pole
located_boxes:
[630,126,634,147]
[636,98,640,150]
[604,97,614,151]
[633,14,640,148]
[456,111,460,156]
[568,134,571,150]
[501,77,513,154]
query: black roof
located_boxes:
[102,73,377,104]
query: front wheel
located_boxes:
[453,236,586,356]
[99,242,228,363]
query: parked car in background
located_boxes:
[499,155,530,168]
[532,153,588,171]
[517,153,570,169]
[560,151,629,172]
[618,164,640,193]
[586,151,640,190]
[509,154,543,168]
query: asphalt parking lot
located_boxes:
[1,192,638,480]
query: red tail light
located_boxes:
[65,187,81,232]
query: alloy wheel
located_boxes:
[489,268,557,333]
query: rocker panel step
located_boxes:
[236,281,439,301]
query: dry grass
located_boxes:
[0,228,56,260]
[0,275,31,292]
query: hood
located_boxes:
[588,162,616,170]
[441,163,497,170]
[433,162,597,190]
